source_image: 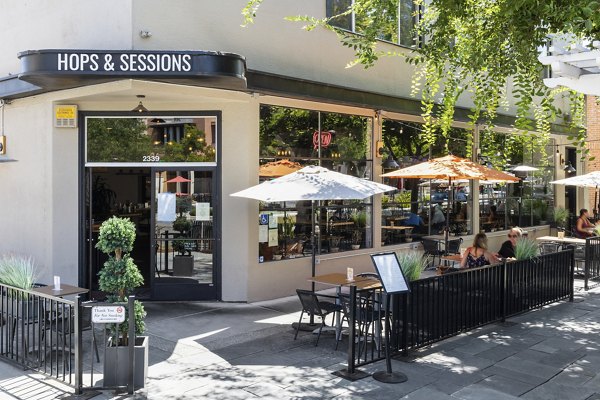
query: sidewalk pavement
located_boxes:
[2,284,600,400]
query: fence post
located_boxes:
[74,296,82,395]
[501,260,507,322]
[570,248,575,302]
[346,285,356,375]
[127,296,135,395]
[584,238,590,291]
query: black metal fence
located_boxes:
[585,237,600,290]
[344,249,574,374]
[0,284,139,395]
[0,283,78,385]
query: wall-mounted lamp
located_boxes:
[563,161,576,174]
[131,95,149,113]
[382,154,400,169]
[556,149,565,166]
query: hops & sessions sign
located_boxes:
[17,49,247,90]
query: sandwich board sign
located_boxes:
[370,252,410,294]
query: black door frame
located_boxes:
[78,110,222,301]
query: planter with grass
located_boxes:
[395,251,427,281]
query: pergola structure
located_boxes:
[539,40,600,95]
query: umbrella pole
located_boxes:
[445,178,451,254]
[595,187,598,218]
[310,200,317,324]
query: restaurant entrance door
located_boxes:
[85,167,218,301]
[152,169,218,300]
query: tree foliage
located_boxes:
[243,0,596,159]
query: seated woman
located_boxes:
[575,208,596,238]
[460,233,497,268]
[497,227,522,259]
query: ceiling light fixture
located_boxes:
[131,95,149,113]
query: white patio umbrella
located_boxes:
[551,171,600,214]
[231,165,396,294]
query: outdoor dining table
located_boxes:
[307,273,381,339]
[31,284,89,298]
[535,236,586,245]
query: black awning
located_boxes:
[0,49,247,99]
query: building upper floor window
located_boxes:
[326,0,421,48]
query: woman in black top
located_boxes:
[497,227,522,258]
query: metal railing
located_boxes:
[0,284,139,395]
[0,283,78,386]
[344,249,574,375]
[585,237,600,290]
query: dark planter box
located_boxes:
[103,336,148,389]
[173,255,194,276]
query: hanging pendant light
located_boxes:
[131,95,149,113]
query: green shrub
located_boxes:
[0,254,38,290]
[395,251,427,281]
[553,207,569,229]
[514,237,539,260]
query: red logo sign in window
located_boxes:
[313,130,332,149]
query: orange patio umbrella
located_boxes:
[381,155,520,182]
[381,155,519,249]
[259,159,303,178]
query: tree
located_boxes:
[243,0,593,158]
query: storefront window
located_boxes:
[479,132,555,230]
[258,105,373,262]
[380,120,473,244]
[86,117,217,163]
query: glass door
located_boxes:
[152,169,217,300]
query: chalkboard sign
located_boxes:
[370,252,410,294]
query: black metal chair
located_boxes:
[355,272,379,279]
[294,289,342,346]
[422,238,444,269]
[446,238,463,255]
[337,291,383,353]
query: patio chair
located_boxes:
[422,238,444,269]
[294,289,342,347]
[446,238,463,255]
[336,291,384,354]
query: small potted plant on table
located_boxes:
[96,216,148,389]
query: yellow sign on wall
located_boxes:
[54,105,78,128]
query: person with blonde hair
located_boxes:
[460,232,497,268]
[497,227,523,259]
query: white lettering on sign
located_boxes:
[91,305,126,324]
[58,53,192,73]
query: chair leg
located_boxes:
[294,310,304,340]
[315,320,324,347]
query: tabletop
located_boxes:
[535,236,586,245]
[32,284,89,297]
[441,254,462,262]
[308,273,373,287]
[381,225,414,230]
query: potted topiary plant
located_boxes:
[96,216,148,389]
